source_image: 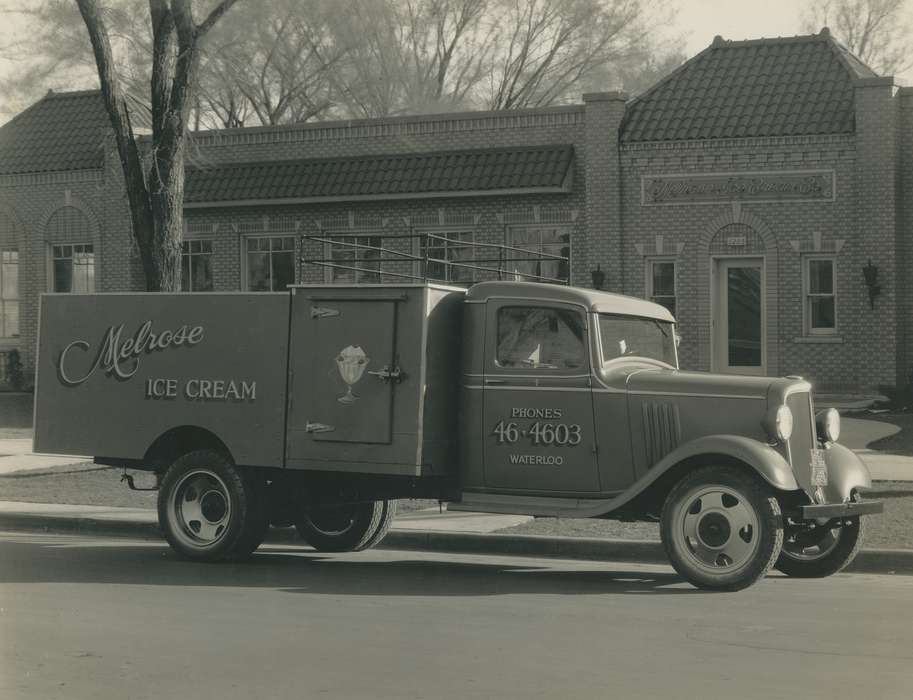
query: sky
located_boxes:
[0,0,911,125]
[678,0,806,53]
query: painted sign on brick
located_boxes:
[642,170,835,205]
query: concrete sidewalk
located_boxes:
[1,499,912,575]
[0,438,89,476]
[0,500,531,536]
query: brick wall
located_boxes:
[5,79,913,395]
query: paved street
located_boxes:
[1,532,911,700]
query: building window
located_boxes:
[419,231,474,283]
[245,236,295,291]
[325,235,382,284]
[496,306,585,370]
[508,226,570,284]
[181,240,214,292]
[646,259,676,316]
[52,244,95,293]
[0,248,18,338]
[805,256,836,333]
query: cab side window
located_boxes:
[496,306,585,370]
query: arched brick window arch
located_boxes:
[45,206,96,293]
[0,209,20,338]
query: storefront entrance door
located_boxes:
[713,258,765,375]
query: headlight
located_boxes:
[816,408,840,443]
[774,405,793,442]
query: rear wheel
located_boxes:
[661,466,783,591]
[295,500,394,552]
[775,516,864,578]
[158,450,267,562]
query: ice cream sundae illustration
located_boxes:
[336,345,369,404]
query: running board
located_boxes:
[449,492,618,518]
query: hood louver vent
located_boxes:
[642,402,681,466]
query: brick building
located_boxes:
[1,29,911,394]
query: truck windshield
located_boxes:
[598,314,677,367]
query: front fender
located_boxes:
[822,442,872,503]
[649,435,800,492]
[573,435,800,518]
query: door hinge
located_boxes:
[311,306,340,319]
[305,421,335,434]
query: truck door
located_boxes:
[286,293,398,461]
[482,301,599,493]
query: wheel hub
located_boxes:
[697,512,731,548]
[676,486,761,573]
[200,490,227,522]
[169,469,233,546]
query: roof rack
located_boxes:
[299,232,570,286]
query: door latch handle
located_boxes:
[484,378,506,384]
[367,365,404,383]
[305,421,335,433]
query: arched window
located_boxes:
[46,206,95,293]
[0,210,18,338]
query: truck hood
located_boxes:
[621,367,810,403]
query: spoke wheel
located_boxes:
[661,466,783,591]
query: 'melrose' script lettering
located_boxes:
[58,321,204,386]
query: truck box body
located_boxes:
[35,293,291,468]
[35,284,463,478]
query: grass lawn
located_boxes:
[863,412,913,456]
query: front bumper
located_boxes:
[798,500,884,519]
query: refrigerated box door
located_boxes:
[287,297,397,449]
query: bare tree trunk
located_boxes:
[77,0,239,291]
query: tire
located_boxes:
[360,500,397,550]
[661,466,783,591]
[157,449,266,562]
[775,515,865,578]
[295,500,392,552]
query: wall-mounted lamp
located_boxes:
[862,259,881,309]
[591,264,605,290]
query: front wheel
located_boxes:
[661,466,783,591]
[775,516,864,578]
[295,500,395,552]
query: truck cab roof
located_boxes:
[465,281,675,322]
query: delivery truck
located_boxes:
[34,279,882,590]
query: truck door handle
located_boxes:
[367,365,404,383]
[305,422,335,433]
[484,378,506,385]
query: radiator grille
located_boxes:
[787,391,815,469]
[642,402,681,466]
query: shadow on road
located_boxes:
[0,534,702,596]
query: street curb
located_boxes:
[2,510,912,575]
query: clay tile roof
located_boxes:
[621,29,878,143]
[184,145,575,205]
[0,89,151,175]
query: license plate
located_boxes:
[810,448,828,486]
